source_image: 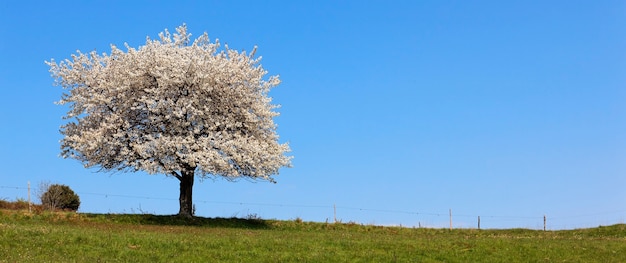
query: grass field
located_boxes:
[1,208,625,262]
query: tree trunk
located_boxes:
[178,169,195,217]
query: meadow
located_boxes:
[1,206,625,262]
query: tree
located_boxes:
[40,183,81,211]
[46,24,292,217]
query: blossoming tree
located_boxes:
[46,24,292,217]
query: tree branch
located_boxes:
[171,171,182,181]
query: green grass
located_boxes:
[1,209,625,262]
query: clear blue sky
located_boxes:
[1,0,625,229]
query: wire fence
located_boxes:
[2,184,624,230]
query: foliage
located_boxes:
[0,198,29,210]
[1,211,625,262]
[0,199,44,212]
[46,24,292,216]
[40,184,80,211]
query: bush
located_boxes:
[0,198,44,212]
[41,184,80,211]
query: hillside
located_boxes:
[2,208,625,262]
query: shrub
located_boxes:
[40,184,80,211]
[0,198,28,210]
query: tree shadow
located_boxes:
[82,213,271,229]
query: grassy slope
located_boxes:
[1,210,625,262]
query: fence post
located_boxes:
[28,181,31,213]
[543,214,546,231]
[478,216,480,230]
[449,209,452,230]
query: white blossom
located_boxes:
[46,24,292,185]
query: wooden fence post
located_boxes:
[478,216,480,230]
[449,209,452,230]
[27,181,31,213]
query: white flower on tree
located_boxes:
[46,24,292,217]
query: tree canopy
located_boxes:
[47,24,292,216]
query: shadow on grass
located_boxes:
[81,213,271,229]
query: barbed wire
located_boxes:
[2,184,625,228]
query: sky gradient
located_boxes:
[1,0,625,229]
